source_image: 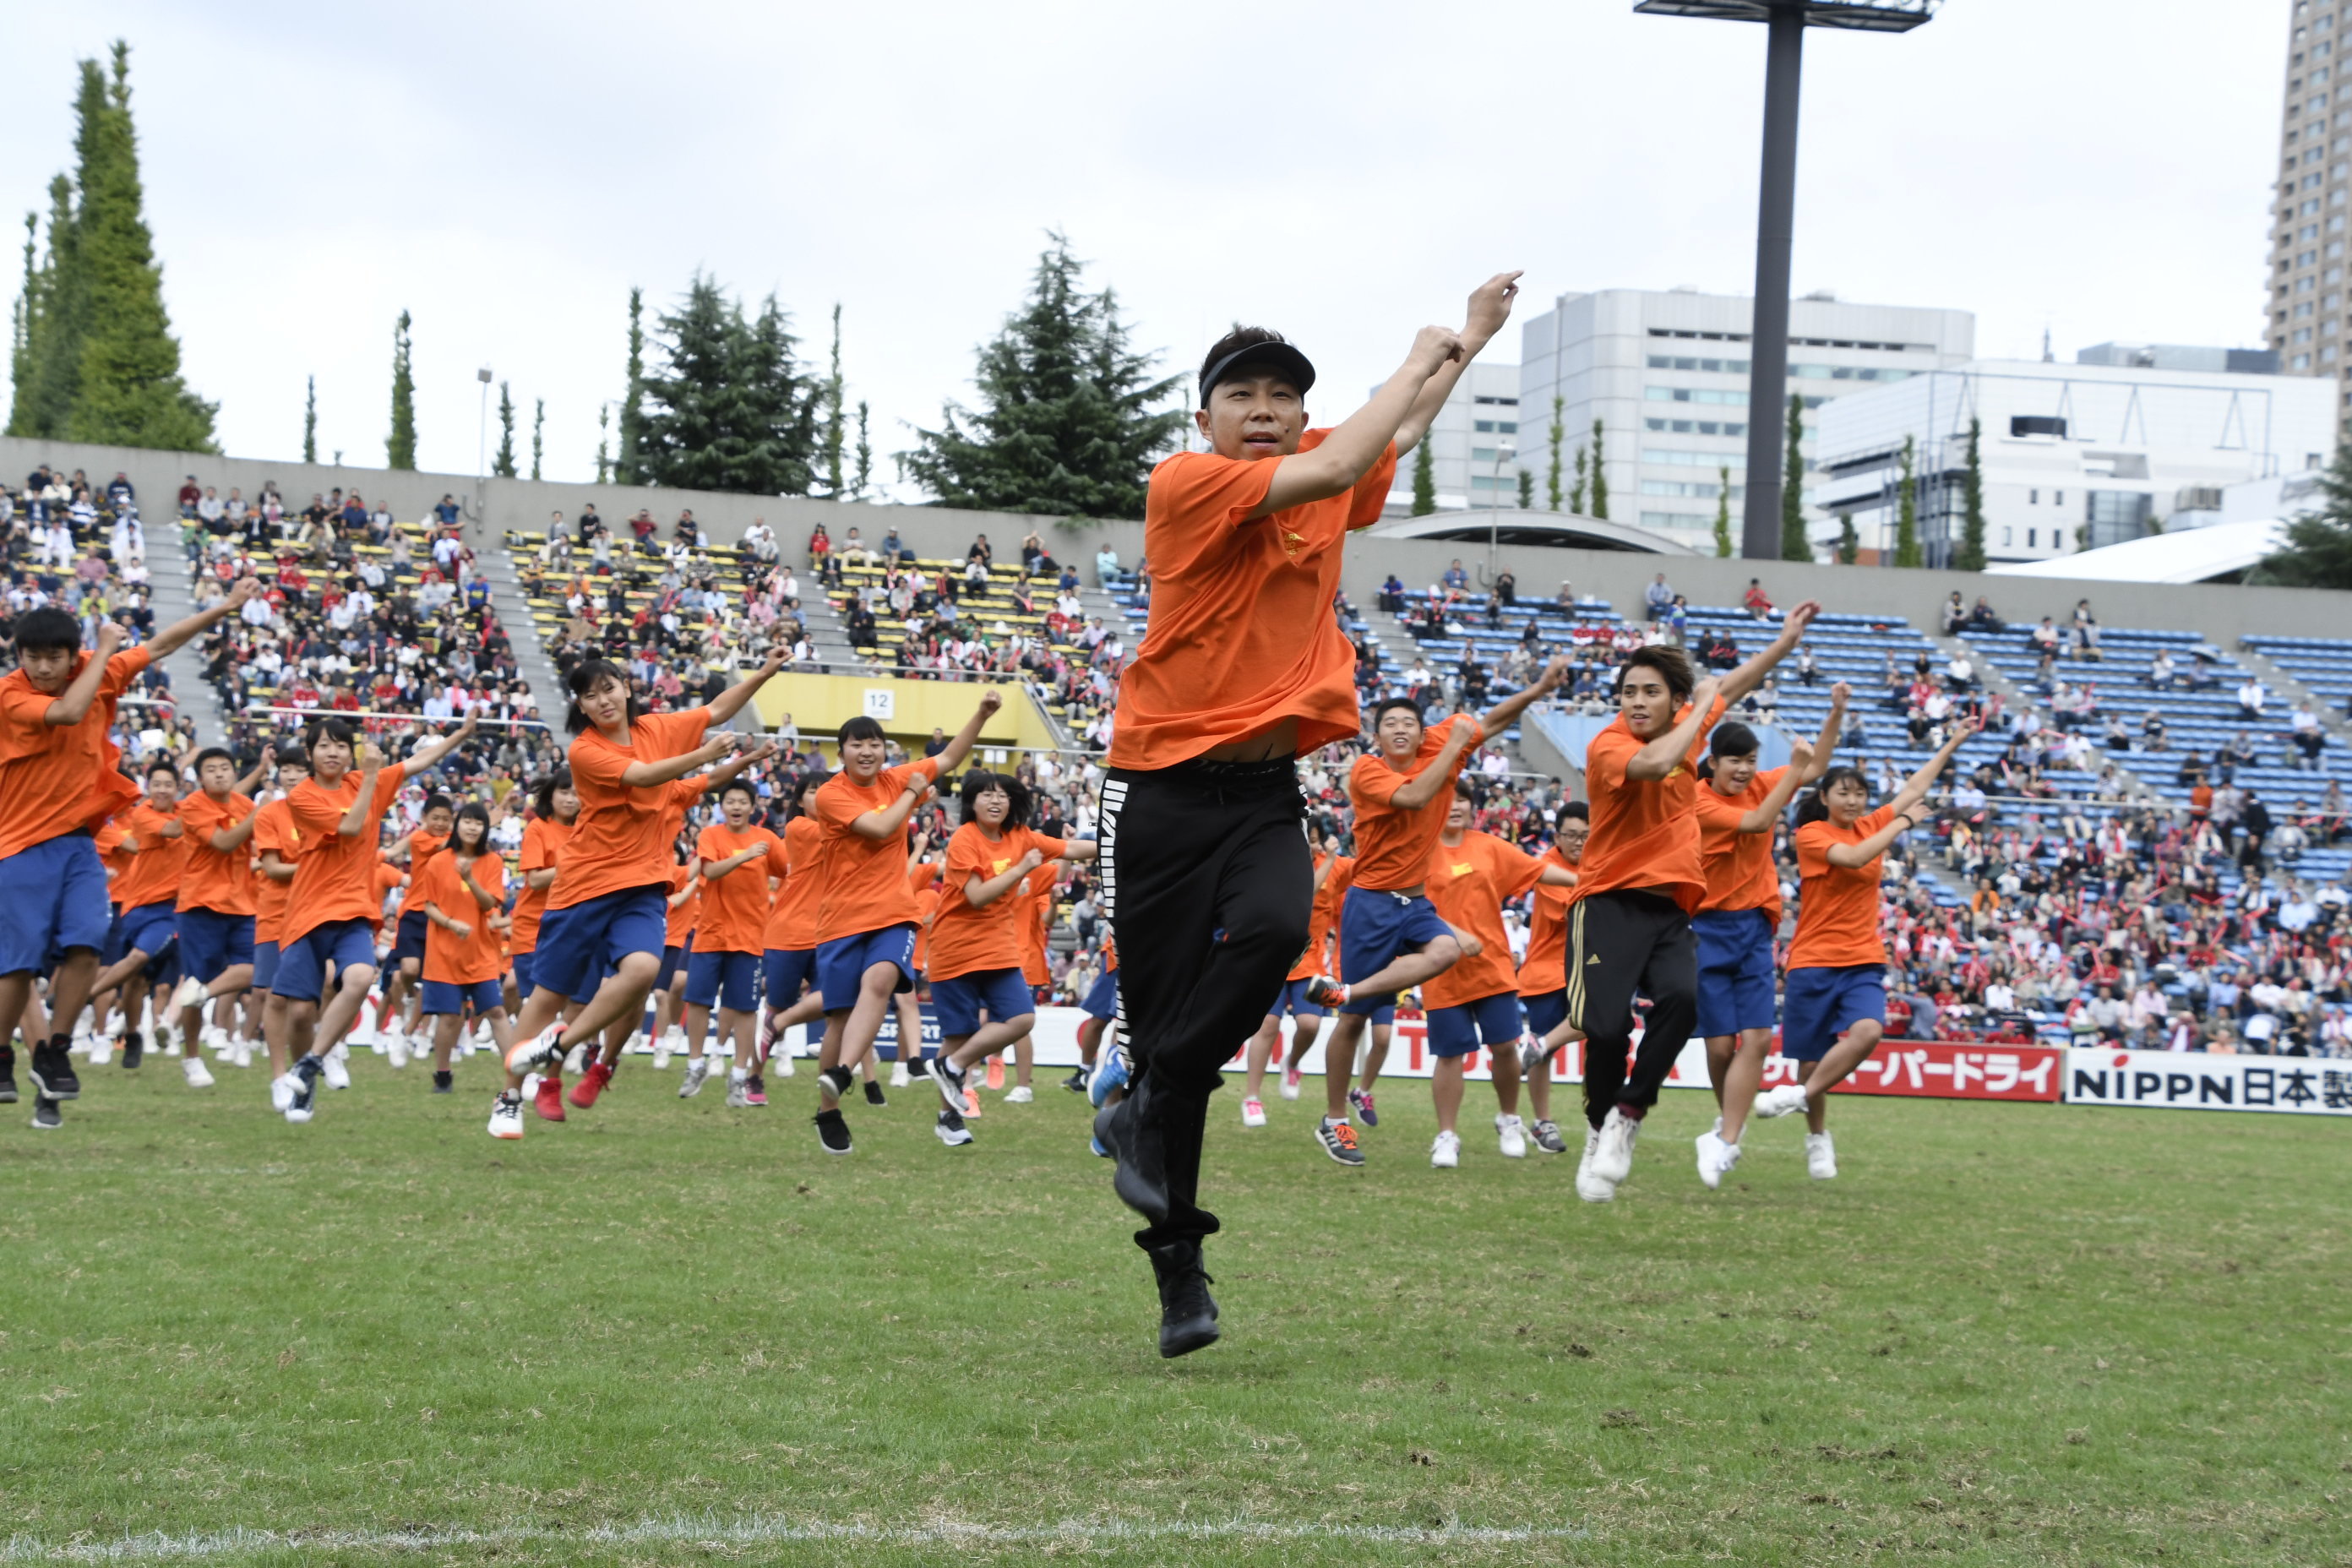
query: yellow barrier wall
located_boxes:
[750,673,1059,754]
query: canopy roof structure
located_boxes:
[1983,520,2289,585]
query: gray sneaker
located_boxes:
[678,1058,711,1099]
[725,1077,751,1108]
[1530,1119,1568,1155]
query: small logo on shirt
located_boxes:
[1451,863,1473,877]
[1586,955,1603,966]
[1280,528,1307,560]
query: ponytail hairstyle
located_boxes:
[957,768,1032,829]
[1796,765,1870,829]
[1698,720,1760,781]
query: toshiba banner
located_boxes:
[2063,1048,2352,1116]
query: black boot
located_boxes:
[1146,1239,1220,1359]
[1093,1086,1169,1225]
[120,1029,144,1070]
[30,1037,79,1101]
[0,1043,16,1104]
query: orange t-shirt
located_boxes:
[369,861,406,931]
[1348,715,1479,891]
[663,863,700,947]
[1789,805,1897,969]
[283,769,406,944]
[176,791,259,917]
[417,852,509,984]
[1323,856,1361,972]
[510,816,574,954]
[812,757,940,942]
[1021,867,1054,987]
[250,799,302,944]
[0,646,150,861]
[403,828,449,883]
[1695,766,1788,923]
[555,705,713,910]
[1570,696,1725,914]
[912,886,942,974]
[1516,845,1580,998]
[1287,852,1348,983]
[1422,830,1549,1009]
[1108,431,1396,770]
[928,824,1068,981]
[114,802,192,912]
[694,822,783,954]
[761,816,825,952]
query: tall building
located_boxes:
[1378,360,1522,515]
[2268,1,2352,422]
[1515,287,1973,553]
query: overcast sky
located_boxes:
[0,0,2292,498]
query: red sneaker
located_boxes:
[533,1075,568,1122]
[568,1059,612,1110]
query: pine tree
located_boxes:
[493,381,517,477]
[1410,439,1435,515]
[1517,469,1533,509]
[1954,416,1988,571]
[1837,512,1859,565]
[1546,395,1565,510]
[634,277,820,496]
[819,302,846,498]
[594,402,611,485]
[852,400,873,501]
[1779,395,1809,562]
[2262,440,2352,587]
[1713,467,1734,557]
[65,44,216,450]
[1568,445,1587,514]
[1588,418,1609,520]
[387,309,416,470]
[1893,434,1922,568]
[616,286,645,485]
[901,232,1184,518]
[531,397,544,481]
[732,292,821,496]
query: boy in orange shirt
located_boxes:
[166,745,275,1087]
[1514,803,1586,1154]
[250,752,311,1080]
[1569,609,1817,1204]
[95,759,197,1069]
[687,778,784,1108]
[1093,271,1519,1358]
[1308,662,1563,1165]
[509,770,579,1005]
[376,793,455,1064]
[758,775,829,1078]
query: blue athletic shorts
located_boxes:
[0,834,112,975]
[531,885,668,1004]
[763,946,818,1009]
[931,966,1034,1036]
[1779,964,1886,1061]
[815,923,917,1006]
[176,907,255,985]
[685,948,760,1011]
[421,977,504,1016]
[657,937,693,992]
[119,898,177,960]
[391,907,430,965]
[1337,886,1451,1015]
[253,939,281,993]
[1080,967,1118,1021]
[511,949,536,999]
[274,918,379,1004]
[1693,907,1778,1038]
[1523,988,1566,1039]
[1263,976,1327,1021]
[101,908,127,968]
[1426,991,1524,1059]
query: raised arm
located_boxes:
[705,651,787,727]
[339,760,384,838]
[1717,602,1821,705]
[398,711,479,778]
[1380,723,1481,813]
[1249,325,1470,521]
[146,577,261,661]
[1478,655,1568,738]
[233,744,275,798]
[1805,683,1850,782]
[1396,272,1522,455]
[848,773,935,841]
[1827,719,1978,868]
[931,689,1004,776]
[43,623,128,728]
[1735,738,1814,833]
[1626,677,1723,781]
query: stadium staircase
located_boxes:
[144,537,219,746]
[2231,640,2352,749]
[1936,629,2153,803]
[474,544,564,723]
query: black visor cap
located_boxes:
[1198,341,1317,407]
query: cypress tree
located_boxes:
[1568,445,1587,514]
[1587,418,1609,520]
[7,212,42,437]
[302,374,316,463]
[1954,416,1988,571]
[1892,434,1921,568]
[820,302,846,498]
[11,174,92,434]
[493,381,517,477]
[901,231,1184,518]
[616,286,645,485]
[1713,466,1733,557]
[1410,439,1435,515]
[594,402,611,485]
[1516,469,1533,509]
[531,397,544,481]
[1778,394,1809,562]
[852,400,872,501]
[387,310,416,469]
[1836,512,1859,565]
[1546,395,1565,510]
[67,43,216,451]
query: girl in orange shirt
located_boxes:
[509,770,579,1005]
[1767,718,1977,1180]
[415,803,513,1089]
[757,776,829,1081]
[684,779,784,1106]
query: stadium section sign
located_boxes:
[2064,1048,2352,1117]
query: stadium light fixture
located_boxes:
[1634,0,1939,560]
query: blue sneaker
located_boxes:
[1087,1049,1129,1108]
[1091,1135,1110,1157]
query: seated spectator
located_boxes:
[1940,591,1968,636]
[1741,577,1776,620]
[1965,596,2001,631]
[1094,542,1119,585]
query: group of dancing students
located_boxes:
[0,271,1970,1360]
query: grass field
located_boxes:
[0,1054,2344,1566]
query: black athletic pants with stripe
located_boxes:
[1566,889,1699,1131]
[1100,759,1313,1251]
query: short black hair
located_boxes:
[1368,697,1424,732]
[14,607,81,656]
[1709,721,1760,760]
[719,778,758,807]
[837,715,886,747]
[422,793,455,818]
[1614,645,1695,705]
[451,801,493,847]
[1560,801,1589,822]
[308,717,357,751]
[145,757,179,782]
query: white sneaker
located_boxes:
[1591,1107,1641,1184]
[386,1032,410,1070]
[1278,1070,1301,1102]
[1695,1130,1740,1190]
[1496,1112,1527,1159]
[563,1042,591,1075]
[231,1038,253,1069]
[270,1071,297,1112]
[1430,1130,1462,1168]
[487,1092,525,1140]
[1002,1085,1033,1104]
[1575,1127,1617,1202]
[504,1021,565,1075]
[88,1035,112,1068]
[770,1050,795,1078]
[651,1035,672,1071]
[1805,1130,1838,1180]
[320,1053,351,1091]
[203,1025,231,1050]
[1711,1113,1723,1137]
[182,1054,215,1089]
[678,1058,710,1098]
[890,1061,911,1088]
[1240,1095,1267,1129]
[663,1023,689,1054]
[1754,1083,1810,1119]
[168,974,204,1014]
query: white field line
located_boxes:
[1,1515,1587,1561]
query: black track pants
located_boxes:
[1565,889,1699,1131]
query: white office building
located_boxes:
[1379,361,1522,515]
[1812,357,2338,567]
[1514,286,1974,552]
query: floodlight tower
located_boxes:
[1634,0,1937,560]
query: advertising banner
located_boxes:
[2062,1048,2352,1116]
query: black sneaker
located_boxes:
[121,1030,144,1070]
[927,1055,967,1111]
[1146,1239,1220,1358]
[814,1107,852,1155]
[1094,1090,1170,1225]
[30,1095,61,1131]
[432,1070,455,1094]
[1060,1067,1088,1095]
[0,1044,16,1104]
[818,1064,854,1106]
[934,1106,972,1146]
[863,1077,886,1107]
[29,1040,79,1102]
[286,1056,321,1123]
